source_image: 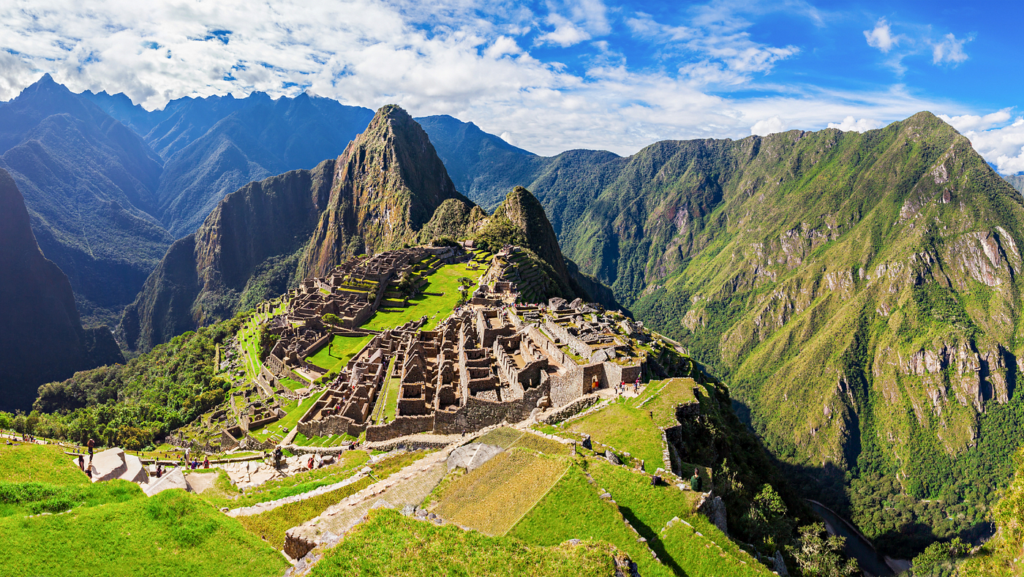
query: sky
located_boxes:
[0,0,1022,172]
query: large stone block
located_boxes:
[144,467,189,496]
[89,448,127,482]
[123,454,149,484]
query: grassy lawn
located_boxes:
[431,449,570,536]
[280,377,305,391]
[362,262,483,332]
[0,489,289,577]
[293,432,356,447]
[566,378,698,474]
[659,519,775,577]
[507,464,674,577]
[474,427,525,448]
[305,334,374,373]
[0,443,90,485]
[236,477,374,549]
[308,508,615,577]
[250,390,326,442]
[370,356,399,423]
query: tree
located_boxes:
[789,523,858,577]
[322,313,342,326]
[911,538,966,577]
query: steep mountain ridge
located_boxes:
[0,75,173,327]
[0,167,123,412]
[120,105,471,351]
[299,105,468,278]
[1004,173,1024,194]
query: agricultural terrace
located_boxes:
[305,334,374,374]
[249,389,327,443]
[559,378,698,474]
[363,260,483,332]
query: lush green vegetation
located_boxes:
[0,487,289,577]
[0,443,91,485]
[23,314,242,449]
[309,508,615,577]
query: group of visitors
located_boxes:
[613,377,642,396]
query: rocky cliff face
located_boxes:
[0,168,123,411]
[1004,173,1024,195]
[298,105,467,278]
[118,161,335,351]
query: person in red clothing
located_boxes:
[203,456,210,469]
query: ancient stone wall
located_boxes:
[543,394,601,424]
[544,320,592,361]
[365,414,434,442]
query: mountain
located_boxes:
[0,74,174,328]
[119,105,470,351]
[0,168,124,412]
[415,115,544,211]
[498,112,1022,556]
[1004,173,1024,194]
[84,90,375,237]
[299,105,469,278]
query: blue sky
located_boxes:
[0,0,1021,171]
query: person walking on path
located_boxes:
[77,454,85,471]
[203,456,210,469]
[87,438,95,458]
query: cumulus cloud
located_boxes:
[931,33,970,65]
[827,116,884,132]
[0,0,992,160]
[944,115,1024,175]
[864,19,899,53]
[751,116,786,136]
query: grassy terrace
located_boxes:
[560,378,698,474]
[293,432,354,447]
[363,261,483,332]
[370,356,399,424]
[305,334,374,373]
[250,389,327,443]
[309,508,614,577]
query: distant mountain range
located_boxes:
[1004,173,1024,194]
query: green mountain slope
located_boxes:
[1004,173,1024,194]
[525,112,1024,555]
[0,168,123,412]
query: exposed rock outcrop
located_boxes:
[0,168,124,411]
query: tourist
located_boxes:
[156,464,163,478]
[203,457,210,469]
[307,455,315,470]
[690,468,702,492]
[77,454,85,471]
[87,437,95,458]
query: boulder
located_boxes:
[773,550,790,576]
[144,467,189,496]
[89,448,128,482]
[447,443,504,472]
[123,454,149,484]
[605,450,621,465]
[696,492,728,535]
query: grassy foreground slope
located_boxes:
[309,508,615,577]
[0,443,288,577]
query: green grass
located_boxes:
[250,390,327,442]
[308,508,616,577]
[370,356,397,423]
[279,377,305,391]
[293,432,356,447]
[475,427,526,449]
[431,449,570,536]
[237,477,374,549]
[0,479,143,518]
[0,443,90,485]
[508,464,674,577]
[658,519,774,577]
[566,378,697,474]
[509,432,572,456]
[362,262,483,331]
[202,451,371,510]
[305,334,374,373]
[0,489,289,577]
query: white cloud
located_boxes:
[537,0,610,48]
[0,0,996,162]
[946,115,1024,175]
[751,116,786,136]
[539,14,592,47]
[931,33,970,65]
[827,116,883,132]
[864,18,899,53]
[939,110,1012,132]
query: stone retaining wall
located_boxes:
[542,394,601,424]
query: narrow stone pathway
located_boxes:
[226,469,368,517]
